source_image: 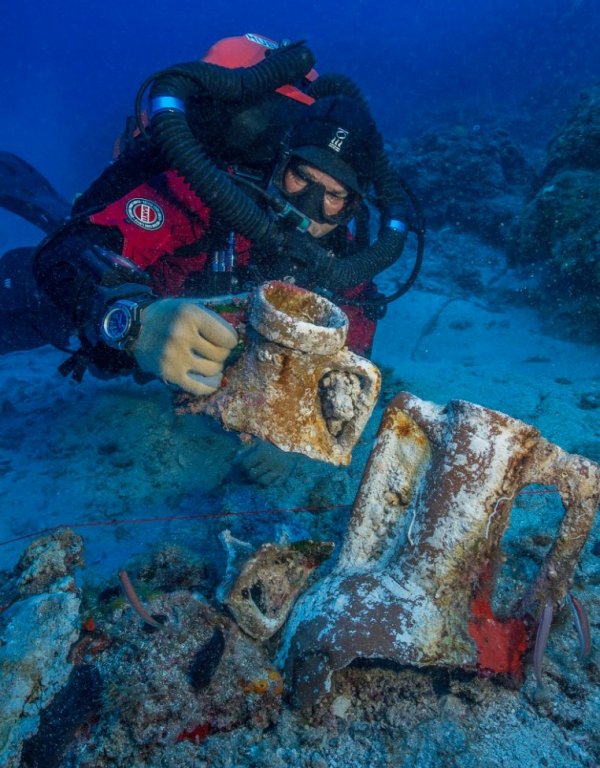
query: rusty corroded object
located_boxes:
[279,392,600,707]
[178,281,381,465]
[220,532,334,641]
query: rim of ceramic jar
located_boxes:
[249,281,348,355]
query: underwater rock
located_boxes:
[19,664,102,768]
[510,170,600,280]
[222,537,334,641]
[189,627,226,691]
[177,281,381,466]
[15,528,84,599]
[0,528,84,767]
[537,83,600,186]
[578,391,600,411]
[508,84,600,341]
[79,590,283,765]
[508,168,600,341]
[391,127,531,244]
[280,392,600,707]
[134,542,210,593]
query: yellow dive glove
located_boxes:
[131,298,238,397]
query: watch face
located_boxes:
[103,306,131,343]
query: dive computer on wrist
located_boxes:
[100,298,153,351]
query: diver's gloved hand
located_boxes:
[234,440,300,488]
[131,298,238,397]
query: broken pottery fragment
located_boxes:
[220,531,334,641]
[177,281,381,465]
[279,392,600,707]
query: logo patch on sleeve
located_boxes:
[126,198,165,230]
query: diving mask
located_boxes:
[271,156,359,227]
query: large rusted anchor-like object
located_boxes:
[279,392,600,706]
[178,281,381,465]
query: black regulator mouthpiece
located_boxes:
[268,192,312,233]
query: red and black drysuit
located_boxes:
[33,140,385,381]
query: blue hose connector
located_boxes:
[150,96,186,117]
[387,218,407,234]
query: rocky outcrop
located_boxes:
[391,127,531,245]
[509,84,600,341]
[536,84,600,188]
[0,530,84,768]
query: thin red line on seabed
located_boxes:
[0,488,561,549]
[0,503,353,548]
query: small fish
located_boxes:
[533,600,554,688]
[118,569,162,629]
[567,593,592,659]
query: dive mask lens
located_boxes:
[282,158,357,225]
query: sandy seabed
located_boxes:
[1,227,599,767]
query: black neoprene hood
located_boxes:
[287,95,381,194]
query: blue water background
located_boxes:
[1,0,599,200]
[0,2,599,577]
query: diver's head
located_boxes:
[273,95,380,237]
[280,159,353,237]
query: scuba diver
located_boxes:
[0,33,423,399]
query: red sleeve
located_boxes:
[89,170,211,270]
[339,281,378,358]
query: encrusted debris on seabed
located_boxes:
[0,530,86,768]
[279,391,600,707]
[177,280,381,466]
[218,530,335,641]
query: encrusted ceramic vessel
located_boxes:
[279,392,600,706]
[179,281,381,466]
[219,532,334,641]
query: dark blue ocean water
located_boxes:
[1,0,598,196]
